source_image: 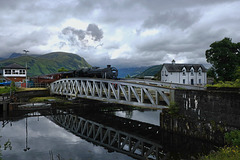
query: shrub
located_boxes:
[224,130,240,146]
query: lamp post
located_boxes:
[23,50,29,88]
[23,49,29,88]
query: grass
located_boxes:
[0,87,11,94]
[0,86,48,94]
[29,97,61,103]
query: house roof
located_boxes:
[163,63,207,72]
[2,63,26,69]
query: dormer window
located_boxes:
[198,68,202,76]
[182,67,186,76]
[190,67,194,76]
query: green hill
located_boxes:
[0,52,91,77]
[134,65,162,78]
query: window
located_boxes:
[19,70,25,75]
[5,70,11,74]
[162,71,164,76]
[12,70,18,74]
[190,67,194,76]
[198,68,202,76]
[182,67,186,76]
[183,79,185,84]
[199,79,201,84]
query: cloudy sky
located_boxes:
[0,0,239,68]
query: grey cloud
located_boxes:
[142,10,201,30]
[87,24,103,41]
[60,24,103,48]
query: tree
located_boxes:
[205,37,240,81]
[58,67,69,72]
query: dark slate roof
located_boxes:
[163,63,207,72]
[2,63,26,69]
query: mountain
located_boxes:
[0,52,91,77]
[118,66,149,78]
[134,65,162,78]
[8,53,24,59]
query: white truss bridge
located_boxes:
[50,78,174,108]
[49,112,165,160]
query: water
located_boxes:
[1,101,219,160]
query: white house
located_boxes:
[2,63,27,82]
[161,60,207,85]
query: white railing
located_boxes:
[50,78,173,108]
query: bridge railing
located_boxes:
[50,78,172,108]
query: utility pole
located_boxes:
[23,50,29,88]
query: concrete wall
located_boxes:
[174,89,240,128]
[160,88,239,143]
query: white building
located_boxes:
[161,60,207,85]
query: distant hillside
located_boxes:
[134,65,162,78]
[118,67,149,78]
[0,52,91,77]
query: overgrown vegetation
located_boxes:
[206,79,240,88]
[225,130,240,146]
[201,130,240,160]
[167,101,179,116]
[200,146,240,160]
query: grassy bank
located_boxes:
[0,86,47,94]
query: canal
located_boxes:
[1,99,221,160]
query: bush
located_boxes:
[224,130,240,146]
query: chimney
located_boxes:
[172,59,176,65]
[107,65,111,68]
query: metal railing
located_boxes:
[50,78,172,108]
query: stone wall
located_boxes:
[174,89,240,128]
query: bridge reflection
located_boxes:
[1,105,217,160]
[46,108,215,160]
[48,110,164,160]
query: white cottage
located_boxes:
[161,60,207,85]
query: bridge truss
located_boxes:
[49,112,165,160]
[50,78,173,108]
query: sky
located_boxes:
[0,0,239,68]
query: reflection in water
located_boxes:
[1,103,221,160]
